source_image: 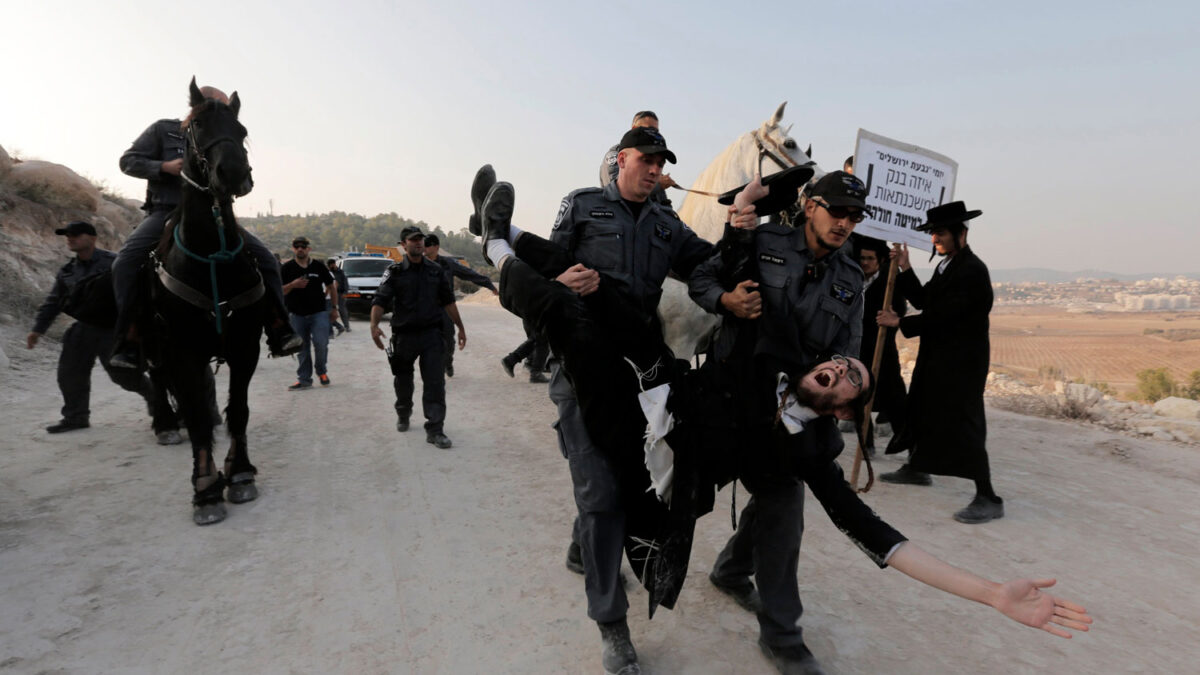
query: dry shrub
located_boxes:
[5,160,100,212]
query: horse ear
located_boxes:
[770,101,787,127]
[230,91,240,116]
[805,144,812,158]
[189,77,204,107]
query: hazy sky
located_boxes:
[3,0,1197,274]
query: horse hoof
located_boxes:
[194,502,227,525]
[226,481,258,504]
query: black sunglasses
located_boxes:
[814,199,868,223]
[292,243,309,249]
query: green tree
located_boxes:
[1184,370,1200,400]
[1135,368,1177,402]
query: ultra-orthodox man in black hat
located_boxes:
[876,201,1004,524]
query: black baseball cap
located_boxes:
[618,127,677,164]
[55,221,97,236]
[399,226,425,242]
[292,236,311,247]
[423,234,440,246]
[807,171,869,210]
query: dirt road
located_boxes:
[1,300,1196,673]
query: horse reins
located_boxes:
[163,126,259,336]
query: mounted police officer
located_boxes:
[689,170,871,674]
[370,227,466,449]
[110,84,298,368]
[27,221,180,442]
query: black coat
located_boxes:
[860,272,907,420]
[889,247,992,479]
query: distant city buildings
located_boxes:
[993,276,1199,310]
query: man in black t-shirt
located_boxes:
[281,236,339,389]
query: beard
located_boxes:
[793,380,837,415]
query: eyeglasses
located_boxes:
[814,199,868,223]
[292,243,309,249]
[831,354,863,389]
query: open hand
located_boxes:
[370,324,387,350]
[992,578,1093,639]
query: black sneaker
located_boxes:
[479,182,514,265]
[565,541,584,575]
[759,638,826,675]
[953,495,1005,524]
[500,354,518,378]
[709,573,763,614]
[426,432,452,449]
[879,464,932,486]
[397,416,410,432]
[46,419,89,434]
[598,619,640,675]
[528,369,549,384]
[468,164,497,236]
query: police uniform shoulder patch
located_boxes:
[759,253,786,266]
[552,198,571,230]
[829,283,856,305]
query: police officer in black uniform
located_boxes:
[689,170,871,674]
[483,126,712,675]
[370,227,466,449]
[422,233,496,378]
[27,221,179,441]
[110,84,296,367]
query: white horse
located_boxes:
[659,102,824,359]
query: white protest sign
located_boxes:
[853,129,957,251]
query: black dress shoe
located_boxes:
[426,432,452,449]
[598,619,640,675]
[46,419,90,434]
[479,182,515,265]
[759,638,826,675]
[953,495,1005,524]
[109,341,141,369]
[880,464,932,486]
[709,573,763,614]
[469,164,496,235]
[565,541,584,575]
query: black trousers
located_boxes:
[57,321,175,431]
[389,327,445,433]
[440,312,455,371]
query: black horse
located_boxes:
[147,78,267,525]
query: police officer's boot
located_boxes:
[468,164,496,235]
[598,618,640,675]
[479,182,514,265]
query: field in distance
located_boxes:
[898,306,1200,398]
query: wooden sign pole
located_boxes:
[850,255,900,491]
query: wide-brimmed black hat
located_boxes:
[916,201,982,232]
[618,127,677,164]
[717,165,815,214]
[55,220,97,236]
[399,226,425,242]
[806,171,870,210]
[852,234,890,259]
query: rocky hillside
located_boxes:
[0,143,142,321]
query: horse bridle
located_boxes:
[179,121,244,196]
[671,130,815,199]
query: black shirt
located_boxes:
[281,259,335,316]
[372,257,454,331]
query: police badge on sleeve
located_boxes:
[552,199,570,230]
